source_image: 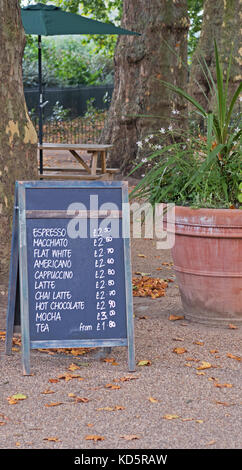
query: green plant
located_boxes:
[130,42,242,209]
[48,101,70,122]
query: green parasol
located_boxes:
[21,3,140,173]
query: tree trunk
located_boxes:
[188,0,242,112]
[0,0,38,286]
[101,0,189,174]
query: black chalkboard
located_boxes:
[6,181,135,375]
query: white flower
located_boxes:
[239,96,242,102]
[141,158,147,162]
[168,125,173,131]
[136,141,143,148]
[172,109,180,115]
[159,127,165,134]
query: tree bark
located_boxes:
[0,0,38,284]
[101,0,189,174]
[188,0,242,112]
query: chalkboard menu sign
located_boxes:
[6,181,135,375]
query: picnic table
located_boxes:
[38,143,119,180]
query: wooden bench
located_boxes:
[38,143,120,180]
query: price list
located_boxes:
[92,226,118,334]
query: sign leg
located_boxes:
[5,187,19,355]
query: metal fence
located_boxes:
[32,114,106,144]
[25,84,113,119]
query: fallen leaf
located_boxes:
[228,324,238,329]
[173,347,187,354]
[118,375,139,382]
[210,349,219,354]
[134,272,151,276]
[138,254,146,258]
[207,440,216,446]
[227,353,241,361]
[58,373,81,382]
[215,401,233,407]
[149,397,159,403]
[41,389,55,395]
[120,435,140,441]
[11,393,27,400]
[196,361,212,370]
[193,341,204,346]
[85,435,105,442]
[68,363,80,371]
[97,405,125,411]
[105,383,121,390]
[102,357,116,363]
[74,397,89,403]
[97,406,114,411]
[214,383,233,388]
[163,414,179,420]
[48,378,59,384]
[169,314,184,321]
[7,394,27,404]
[43,437,60,442]
[44,402,63,407]
[138,360,152,366]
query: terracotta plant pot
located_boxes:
[169,206,242,326]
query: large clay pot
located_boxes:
[169,206,242,326]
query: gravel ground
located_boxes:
[0,238,241,452]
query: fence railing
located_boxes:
[32,114,106,144]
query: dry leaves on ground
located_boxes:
[173,347,187,355]
[97,406,125,412]
[214,382,233,388]
[120,435,140,441]
[138,360,152,366]
[163,414,179,420]
[43,437,60,442]
[196,361,212,370]
[227,353,241,361]
[44,402,63,407]
[105,383,121,390]
[132,277,168,299]
[169,314,184,321]
[7,394,27,405]
[85,435,105,442]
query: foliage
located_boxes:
[130,42,242,209]
[22,36,113,87]
[187,0,203,60]
[23,0,123,56]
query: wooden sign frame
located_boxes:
[6,180,135,375]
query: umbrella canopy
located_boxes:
[21,3,139,173]
[21,3,138,37]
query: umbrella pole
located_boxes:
[38,35,43,175]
